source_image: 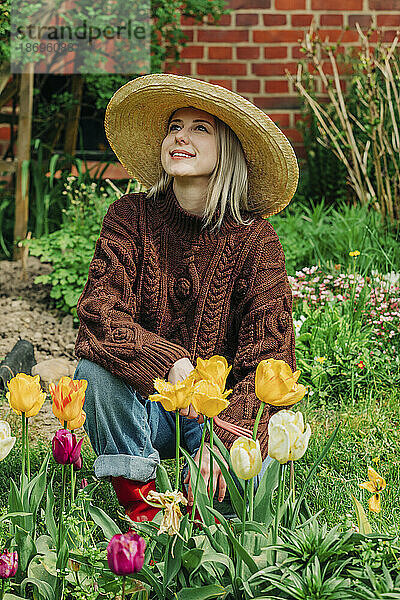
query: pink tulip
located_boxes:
[0,549,18,578]
[52,429,83,466]
[80,478,89,488]
[107,530,146,576]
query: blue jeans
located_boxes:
[74,358,273,513]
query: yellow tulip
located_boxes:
[191,380,232,418]
[255,358,306,406]
[230,436,262,480]
[149,378,193,412]
[6,373,46,418]
[267,410,311,464]
[191,356,232,393]
[359,466,386,514]
[50,376,87,429]
[0,421,16,461]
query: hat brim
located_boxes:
[104,74,299,217]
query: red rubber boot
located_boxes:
[111,477,161,523]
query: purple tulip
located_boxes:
[52,429,83,466]
[0,549,18,578]
[73,454,83,471]
[107,530,146,576]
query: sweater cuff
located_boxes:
[139,336,191,395]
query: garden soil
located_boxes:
[0,256,85,444]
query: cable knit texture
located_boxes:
[74,182,296,460]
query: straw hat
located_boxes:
[104,73,299,217]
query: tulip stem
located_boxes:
[188,417,208,538]
[209,418,214,506]
[71,464,75,504]
[57,463,67,599]
[289,461,295,520]
[0,579,4,600]
[121,575,126,600]
[273,463,285,561]
[21,413,26,486]
[175,410,180,491]
[249,402,266,521]
[25,416,30,480]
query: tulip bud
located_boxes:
[107,531,146,576]
[230,437,262,480]
[80,478,89,489]
[0,549,18,578]
[268,410,311,464]
[52,429,83,466]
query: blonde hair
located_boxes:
[145,108,256,234]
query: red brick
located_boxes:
[294,112,309,124]
[198,29,249,43]
[236,13,259,26]
[180,46,204,59]
[276,0,305,8]
[320,14,343,26]
[208,46,233,59]
[369,0,399,8]
[384,30,400,42]
[252,62,297,76]
[254,96,301,109]
[265,80,289,93]
[205,14,232,26]
[282,127,304,143]
[263,14,287,26]
[165,62,192,76]
[291,14,314,26]
[348,15,374,28]
[292,46,306,59]
[197,62,247,76]
[237,46,260,59]
[318,29,359,42]
[228,0,270,7]
[264,46,288,58]
[181,29,194,43]
[312,0,362,8]
[209,80,233,90]
[237,79,260,93]
[270,113,290,127]
[377,15,400,26]
[253,29,304,43]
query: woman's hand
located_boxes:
[167,358,204,424]
[183,443,228,505]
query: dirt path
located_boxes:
[0,256,85,444]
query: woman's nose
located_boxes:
[175,128,189,143]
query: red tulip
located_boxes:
[107,530,146,576]
[0,549,18,578]
[52,429,83,466]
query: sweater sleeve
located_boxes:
[213,228,296,458]
[74,196,191,398]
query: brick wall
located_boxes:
[165,0,400,159]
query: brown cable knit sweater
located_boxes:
[74,182,296,460]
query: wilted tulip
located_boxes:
[255,359,306,407]
[52,429,83,466]
[191,380,232,418]
[0,549,18,578]
[107,531,146,576]
[268,410,311,464]
[230,436,262,480]
[50,376,87,429]
[6,373,46,418]
[359,467,386,514]
[145,490,187,537]
[149,378,193,412]
[0,421,16,461]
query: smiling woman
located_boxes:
[74,73,299,523]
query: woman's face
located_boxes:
[161,107,218,180]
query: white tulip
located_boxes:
[0,420,16,461]
[268,410,311,464]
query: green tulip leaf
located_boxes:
[180,448,213,527]
[88,503,122,539]
[182,548,204,571]
[20,576,55,600]
[14,525,36,573]
[350,495,372,535]
[175,584,226,599]
[253,459,280,525]
[45,474,57,547]
[156,463,172,493]
[208,447,243,518]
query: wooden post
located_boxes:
[63,74,84,160]
[13,62,34,260]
